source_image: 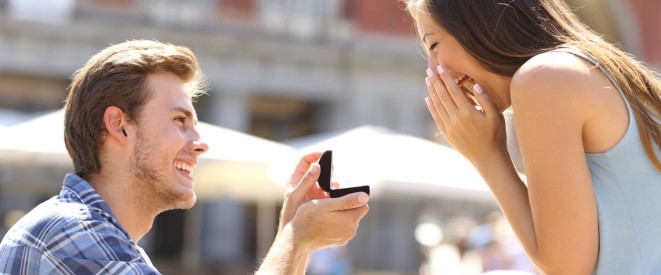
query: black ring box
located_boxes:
[318,150,370,198]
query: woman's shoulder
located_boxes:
[509,49,614,128]
[512,50,596,93]
[510,49,630,153]
[511,50,612,105]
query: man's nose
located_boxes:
[190,138,209,155]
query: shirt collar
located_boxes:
[61,173,120,225]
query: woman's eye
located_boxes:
[428,42,438,52]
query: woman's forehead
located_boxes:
[414,9,447,41]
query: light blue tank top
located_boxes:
[554,49,661,274]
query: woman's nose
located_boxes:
[427,59,439,72]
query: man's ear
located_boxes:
[104,106,129,145]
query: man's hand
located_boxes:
[279,152,347,229]
[278,151,327,232]
[257,152,370,275]
[279,151,368,248]
[288,190,369,252]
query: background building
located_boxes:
[1,0,659,274]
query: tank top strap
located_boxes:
[548,48,635,122]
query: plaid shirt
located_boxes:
[0,174,159,275]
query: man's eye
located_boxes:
[175,117,185,123]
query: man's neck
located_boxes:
[87,172,157,243]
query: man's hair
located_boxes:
[64,40,206,179]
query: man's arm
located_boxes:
[256,152,369,275]
[256,224,308,275]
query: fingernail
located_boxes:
[474,84,484,94]
[309,164,318,174]
[425,97,431,106]
[426,68,434,77]
[437,65,445,75]
[425,77,432,87]
[358,193,368,203]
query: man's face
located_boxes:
[128,72,208,212]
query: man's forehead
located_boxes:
[142,73,198,119]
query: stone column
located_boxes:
[208,91,251,133]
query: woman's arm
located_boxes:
[508,54,599,273]
[425,53,600,274]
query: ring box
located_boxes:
[318,150,370,198]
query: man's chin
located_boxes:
[174,192,197,210]
[157,189,197,212]
[183,193,197,209]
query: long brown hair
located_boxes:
[407,0,661,170]
[64,40,206,179]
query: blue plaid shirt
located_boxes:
[0,174,159,274]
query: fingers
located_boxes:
[288,151,323,188]
[291,196,370,252]
[305,180,331,201]
[425,69,451,122]
[473,84,498,117]
[309,195,369,233]
[292,151,323,176]
[327,204,369,238]
[279,162,323,231]
[289,163,320,200]
[436,66,474,110]
[427,67,461,118]
[317,192,369,212]
[425,70,449,134]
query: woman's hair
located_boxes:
[406,0,661,170]
[64,40,206,179]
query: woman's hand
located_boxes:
[424,65,507,164]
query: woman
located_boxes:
[405,0,661,274]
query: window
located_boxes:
[250,96,318,141]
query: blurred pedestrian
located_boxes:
[308,245,352,275]
[469,212,536,273]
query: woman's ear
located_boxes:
[104,106,129,144]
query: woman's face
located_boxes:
[414,8,511,112]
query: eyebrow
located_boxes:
[172,106,198,125]
[421,32,434,44]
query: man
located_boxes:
[0,40,369,274]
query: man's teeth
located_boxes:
[174,162,194,174]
